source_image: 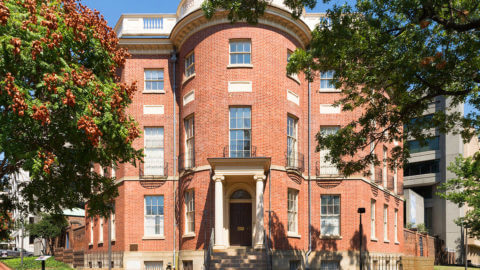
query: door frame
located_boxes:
[224,183,255,248]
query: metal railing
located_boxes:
[264,229,271,270]
[285,152,304,172]
[223,145,257,158]
[315,161,340,176]
[139,161,168,179]
[375,169,384,185]
[178,152,195,171]
[204,228,214,270]
[364,254,403,270]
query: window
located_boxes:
[184,116,195,169]
[144,127,165,176]
[406,136,440,153]
[145,196,164,236]
[229,40,251,65]
[90,218,93,244]
[394,209,398,243]
[144,69,164,92]
[29,235,34,245]
[319,71,336,91]
[404,159,440,176]
[371,200,376,240]
[383,147,387,187]
[370,142,375,181]
[320,261,340,270]
[99,217,104,243]
[287,50,299,80]
[229,107,251,157]
[66,232,70,249]
[321,195,340,236]
[384,205,388,241]
[287,116,298,167]
[185,190,195,234]
[145,261,163,270]
[319,127,340,175]
[287,189,298,234]
[289,260,301,270]
[183,261,193,270]
[111,203,116,241]
[185,52,195,78]
[393,165,398,194]
[29,217,34,224]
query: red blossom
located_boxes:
[62,89,76,106]
[0,0,10,25]
[77,116,103,146]
[32,104,51,125]
[10,37,21,55]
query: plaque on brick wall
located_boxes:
[130,244,138,251]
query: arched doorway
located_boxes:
[229,189,252,246]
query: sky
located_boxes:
[80,0,475,115]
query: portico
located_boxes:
[208,158,270,250]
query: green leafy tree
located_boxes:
[0,0,142,216]
[440,153,480,238]
[26,213,68,255]
[203,0,480,175]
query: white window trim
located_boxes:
[228,39,253,68]
[371,200,377,241]
[383,147,388,187]
[184,116,195,169]
[319,71,340,92]
[184,51,195,80]
[287,50,300,84]
[287,189,299,236]
[384,205,389,242]
[319,126,340,175]
[228,107,252,158]
[184,189,195,237]
[320,195,341,237]
[143,69,165,94]
[98,217,104,244]
[89,218,93,246]
[144,127,165,176]
[287,116,298,168]
[144,195,165,238]
[111,211,116,242]
[394,209,399,244]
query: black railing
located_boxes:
[375,169,384,185]
[204,228,214,270]
[387,175,395,191]
[139,161,168,179]
[315,160,340,176]
[285,152,304,172]
[179,152,195,171]
[223,145,257,158]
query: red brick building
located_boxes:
[85,1,404,269]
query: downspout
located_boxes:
[306,78,312,270]
[268,166,272,270]
[170,49,177,270]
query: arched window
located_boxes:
[230,189,251,199]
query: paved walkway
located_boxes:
[0,262,10,270]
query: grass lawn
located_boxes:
[1,256,72,269]
[434,266,480,270]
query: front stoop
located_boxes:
[209,247,267,270]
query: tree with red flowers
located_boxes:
[0,0,142,218]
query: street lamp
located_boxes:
[358,207,366,270]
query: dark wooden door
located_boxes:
[229,203,252,246]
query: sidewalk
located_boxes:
[0,262,10,270]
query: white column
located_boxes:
[213,175,225,249]
[254,174,266,249]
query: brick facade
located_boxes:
[84,4,406,269]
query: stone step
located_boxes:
[212,262,267,268]
[212,254,266,260]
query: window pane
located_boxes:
[244,54,251,64]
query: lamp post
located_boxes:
[358,207,366,270]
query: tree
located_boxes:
[203,0,480,175]
[440,153,480,238]
[26,213,68,255]
[0,0,142,216]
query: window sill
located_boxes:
[287,232,301,238]
[371,238,378,242]
[182,74,195,85]
[288,74,301,84]
[384,239,390,243]
[318,89,341,93]
[142,235,165,240]
[88,243,93,246]
[319,235,342,240]
[227,64,253,69]
[142,90,166,94]
[182,232,196,238]
[395,241,400,245]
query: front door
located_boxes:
[229,203,252,246]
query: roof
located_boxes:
[62,208,85,217]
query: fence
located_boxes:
[403,229,435,257]
[85,251,124,269]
